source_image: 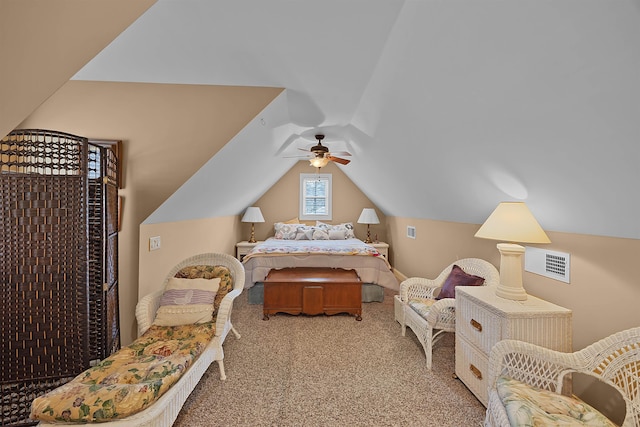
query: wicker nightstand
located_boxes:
[455,286,572,406]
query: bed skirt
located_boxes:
[248,282,384,304]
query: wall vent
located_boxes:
[407,226,416,239]
[524,246,570,283]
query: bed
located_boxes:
[242,232,399,303]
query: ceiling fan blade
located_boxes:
[329,151,351,156]
[327,155,350,165]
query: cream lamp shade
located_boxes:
[475,202,550,300]
[241,207,265,243]
[357,208,380,243]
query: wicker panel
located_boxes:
[106,183,118,236]
[1,377,73,426]
[1,130,89,427]
[88,177,105,362]
[106,284,120,356]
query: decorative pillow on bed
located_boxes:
[312,227,330,240]
[328,229,346,240]
[316,221,355,239]
[274,222,303,239]
[436,265,485,300]
[153,277,221,326]
[295,225,314,240]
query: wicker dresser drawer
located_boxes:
[455,335,489,406]
[455,286,572,406]
[457,294,502,355]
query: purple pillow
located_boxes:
[436,264,485,299]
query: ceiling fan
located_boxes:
[288,134,351,168]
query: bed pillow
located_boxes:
[153,277,221,326]
[295,225,314,240]
[274,222,303,239]
[312,227,330,240]
[328,229,346,240]
[436,265,485,300]
[316,221,356,239]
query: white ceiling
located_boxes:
[74,0,640,239]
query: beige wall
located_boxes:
[388,216,640,349]
[138,216,241,303]
[0,0,155,138]
[18,81,281,344]
[246,161,387,245]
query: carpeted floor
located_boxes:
[173,289,486,427]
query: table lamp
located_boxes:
[474,202,550,300]
[241,207,265,243]
[357,208,380,244]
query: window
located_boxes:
[300,173,332,221]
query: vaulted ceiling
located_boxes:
[4,0,640,239]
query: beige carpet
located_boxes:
[173,289,486,427]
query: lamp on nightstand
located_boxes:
[357,208,380,244]
[474,202,550,301]
[241,207,264,243]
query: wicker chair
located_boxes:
[395,258,499,370]
[485,326,640,427]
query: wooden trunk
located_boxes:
[263,267,362,320]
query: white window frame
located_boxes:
[299,173,332,221]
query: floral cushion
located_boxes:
[496,375,616,426]
[30,322,216,423]
[408,298,437,319]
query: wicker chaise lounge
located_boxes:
[31,252,244,427]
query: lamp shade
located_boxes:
[241,207,265,223]
[474,202,550,244]
[357,208,380,225]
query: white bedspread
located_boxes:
[242,238,399,291]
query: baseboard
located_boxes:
[392,268,408,282]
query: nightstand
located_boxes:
[455,286,572,406]
[369,242,389,260]
[236,241,262,261]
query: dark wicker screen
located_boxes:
[1,130,89,426]
[87,146,105,362]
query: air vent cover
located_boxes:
[525,247,570,283]
[407,226,416,239]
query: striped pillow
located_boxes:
[153,277,221,326]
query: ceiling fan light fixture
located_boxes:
[309,156,329,168]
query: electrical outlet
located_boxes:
[149,236,161,251]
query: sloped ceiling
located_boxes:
[0,0,156,138]
[44,1,640,238]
